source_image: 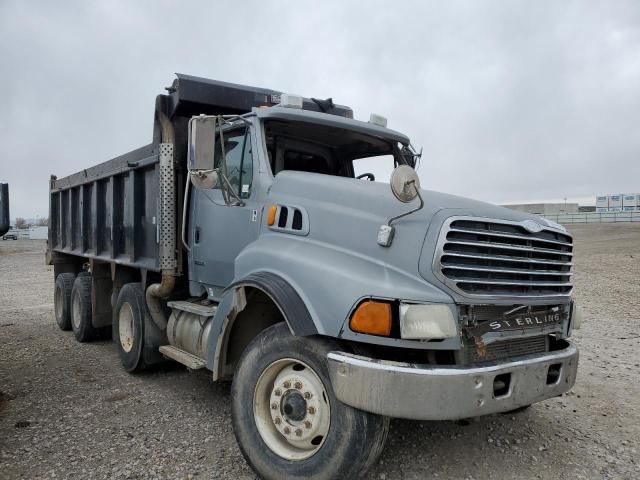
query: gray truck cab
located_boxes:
[48,75,580,480]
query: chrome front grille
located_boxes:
[434,217,573,298]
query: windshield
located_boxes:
[263,120,419,183]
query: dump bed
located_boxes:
[47,74,352,271]
[49,144,162,270]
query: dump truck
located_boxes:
[48,74,581,480]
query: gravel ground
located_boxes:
[1,223,639,480]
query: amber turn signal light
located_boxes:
[267,205,278,226]
[350,300,392,336]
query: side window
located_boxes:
[352,155,395,183]
[215,128,253,198]
[283,150,332,174]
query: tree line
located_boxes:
[13,217,48,229]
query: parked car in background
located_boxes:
[2,229,18,240]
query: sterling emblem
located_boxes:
[522,219,544,233]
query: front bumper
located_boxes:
[327,341,578,420]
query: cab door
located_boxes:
[189,125,261,293]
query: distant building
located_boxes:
[502,203,579,216]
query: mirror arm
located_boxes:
[378,181,423,247]
[219,171,245,207]
[216,117,233,205]
[215,115,247,207]
[387,181,424,227]
[181,172,192,252]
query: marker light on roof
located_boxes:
[280,94,303,109]
[369,113,387,128]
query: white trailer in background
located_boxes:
[608,194,623,212]
[596,195,608,213]
[622,194,639,212]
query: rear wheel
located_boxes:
[54,273,75,331]
[71,273,98,342]
[113,283,166,372]
[231,323,389,480]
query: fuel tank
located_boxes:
[166,303,216,360]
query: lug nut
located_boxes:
[295,428,303,437]
[308,406,316,414]
[294,381,302,389]
[304,420,312,429]
[284,427,291,434]
[271,402,278,410]
[274,389,282,396]
[304,391,312,399]
[283,381,291,389]
[274,417,282,425]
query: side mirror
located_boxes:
[390,165,420,203]
[187,116,219,189]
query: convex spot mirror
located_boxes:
[187,116,219,189]
[390,165,420,203]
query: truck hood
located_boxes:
[267,171,556,299]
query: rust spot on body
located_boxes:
[474,336,487,359]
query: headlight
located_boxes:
[571,302,582,330]
[399,303,457,340]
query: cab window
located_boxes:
[215,128,253,198]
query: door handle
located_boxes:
[194,227,201,244]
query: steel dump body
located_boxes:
[49,144,161,270]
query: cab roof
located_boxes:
[254,106,410,146]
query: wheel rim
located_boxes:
[54,286,63,321]
[118,302,135,353]
[253,358,331,461]
[71,291,82,330]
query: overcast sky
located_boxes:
[1,0,639,219]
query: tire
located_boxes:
[231,323,390,480]
[71,273,98,342]
[54,273,76,331]
[113,283,166,372]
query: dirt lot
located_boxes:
[1,223,639,480]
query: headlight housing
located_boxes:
[571,301,582,330]
[399,303,457,340]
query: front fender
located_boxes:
[233,234,454,338]
[205,270,318,377]
[226,272,318,336]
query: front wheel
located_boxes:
[231,323,389,480]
